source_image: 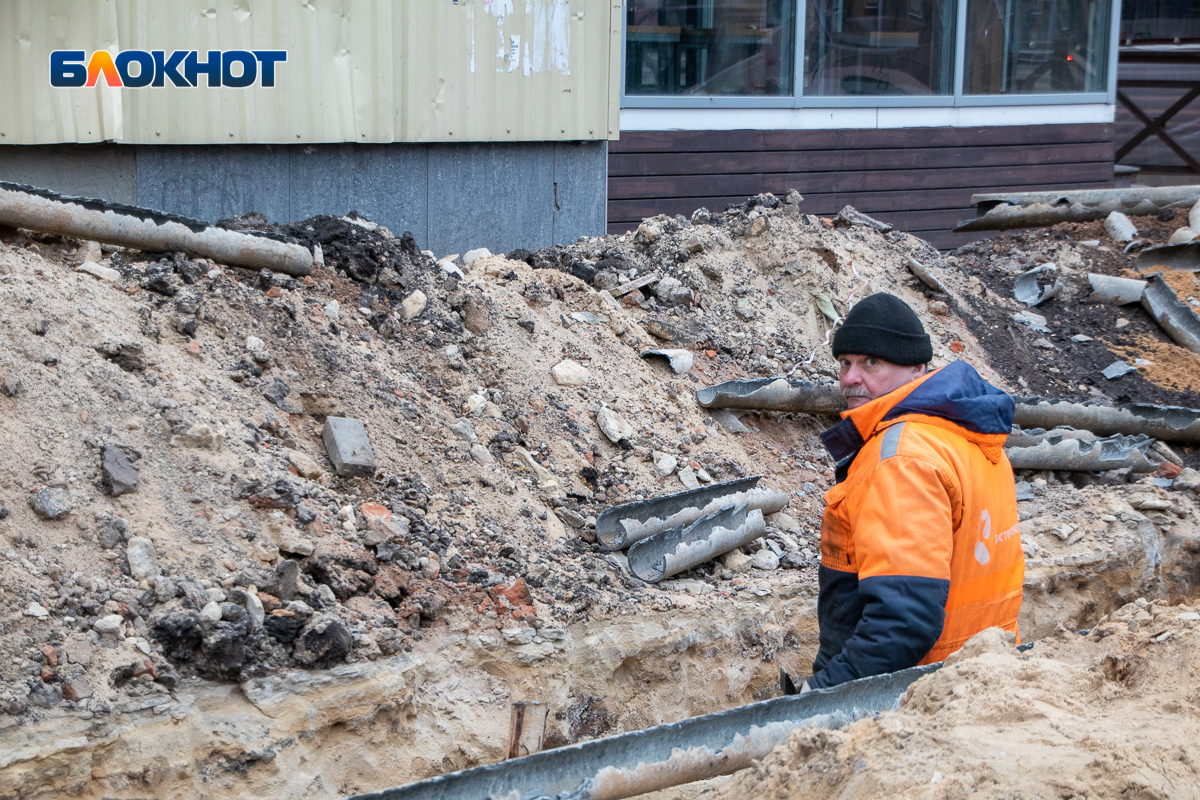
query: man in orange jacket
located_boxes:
[802,293,1024,690]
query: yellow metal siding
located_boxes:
[0,0,617,144]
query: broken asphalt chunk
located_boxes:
[100,444,140,496]
[321,417,377,478]
[29,488,72,520]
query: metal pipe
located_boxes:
[1012,398,1200,443]
[595,476,788,551]
[696,378,848,415]
[350,662,941,800]
[1141,274,1200,354]
[1005,433,1159,473]
[626,503,766,583]
[955,185,1200,232]
[0,181,313,275]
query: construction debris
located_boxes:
[696,378,848,415]
[955,185,1200,232]
[595,477,788,551]
[0,181,313,275]
[626,502,766,583]
[640,349,694,374]
[1004,432,1159,473]
[1141,274,1200,354]
[1135,241,1200,271]
[1012,263,1064,306]
[905,255,949,294]
[1011,398,1200,443]
[1085,273,1146,306]
[1104,211,1139,243]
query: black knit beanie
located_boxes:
[831,293,932,366]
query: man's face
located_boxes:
[838,354,927,409]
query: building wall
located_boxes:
[0,141,607,257]
[608,123,1115,250]
[0,0,619,145]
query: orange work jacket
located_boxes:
[810,361,1024,688]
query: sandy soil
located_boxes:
[713,602,1200,800]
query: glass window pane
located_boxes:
[1121,0,1200,44]
[803,0,957,96]
[625,0,797,96]
[965,0,1113,94]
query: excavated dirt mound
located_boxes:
[0,195,1198,799]
[714,601,1200,800]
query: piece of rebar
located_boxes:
[696,378,848,415]
[626,502,766,583]
[1005,433,1159,473]
[1135,242,1200,272]
[1012,398,1200,443]
[955,186,1200,232]
[352,661,941,800]
[1141,274,1200,354]
[0,181,313,275]
[1085,273,1147,305]
[594,476,788,551]
[507,702,549,761]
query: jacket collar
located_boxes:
[820,362,1014,475]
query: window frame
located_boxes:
[620,0,1123,109]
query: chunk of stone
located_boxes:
[551,360,590,386]
[653,452,678,477]
[287,449,323,480]
[25,603,49,618]
[292,615,353,667]
[100,444,140,496]
[94,614,125,634]
[463,394,487,416]
[29,488,72,520]
[321,417,377,478]
[502,627,536,645]
[751,549,780,571]
[470,444,495,465]
[677,466,700,490]
[126,536,161,581]
[596,406,634,443]
[450,418,477,442]
[61,634,94,667]
[463,248,493,267]
[722,550,753,574]
[401,290,428,320]
[170,424,223,450]
[199,601,223,623]
[1174,468,1200,491]
[78,260,121,282]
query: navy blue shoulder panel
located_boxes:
[883,361,1014,435]
[820,418,865,480]
[809,574,949,689]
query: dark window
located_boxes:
[804,0,957,96]
[1121,0,1200,44]
[965,0,1112,94]
[625,0,797,96]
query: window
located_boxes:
[804,0,957,96]
[1121,0,1200,44]
[965,0,1112,95]
[625,0,797,96]
[621,0,1119,102]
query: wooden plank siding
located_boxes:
[607,124,1115,250]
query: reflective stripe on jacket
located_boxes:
[809,361,1024,689]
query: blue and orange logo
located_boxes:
[50,50,286,88]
